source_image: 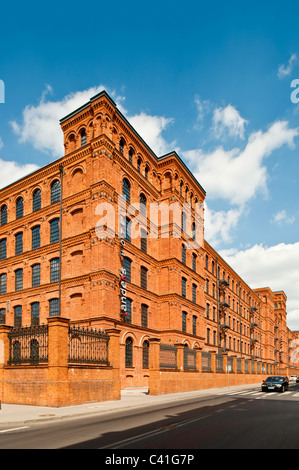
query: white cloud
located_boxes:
[219,242,299,330]
[10,84,124,157]
[278,53,297,79]
[212,104,248,140]
[204,203,244,247]
[128,113,175,156]
[0,157,38,189]
[184,121,299,207]
[272,210,295,225]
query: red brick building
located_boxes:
[0,90,297,391]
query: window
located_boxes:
[144,165,149,179]
[51,180,60,204]
[14,305,22,328]
[0,238,7,260]
[139,193,147,217]
[206,303,210,318]
[15,268,23,291]
[122,178,131,203]
[0,308,5,324]
[32,264,41,287]
[32,188,41,212]
[205,255,208,269]
[192,284,197,303]
[182,277,187,298]
[192,315,197,335]
[128,149,133,163]
[206,279,209,294]
[125,217,131,242]
[140,266,148,290]
[141,304,148,328]
[49,298,60,316]
[181,211,186,233]
[192,222,196,241]
[192,253,197,272]
[123,257,132,283]
[16,197,23,219]
[50,258,60,283]
[31,302,40,326]
[207,328,210,344]
[140,229,147,253]
[125,337,133,367]
[31,225,41,250]
[142,340,149,368]
[1,205,7,225]
[50,218,60,244]
[182,311,187,332]
[182,244,186,264]
[119,138,125,154]
[137,158,141,172]
[124,298,132,324]
[80,129,87,146]
[0,273,7,295]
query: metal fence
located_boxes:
[8,324,48,365]
[184,348,197,370]
[68,325,110,365]
[216,353,223,372]
[160,344,177,369]
[201,351,211,371]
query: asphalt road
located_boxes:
[1,382,299,450]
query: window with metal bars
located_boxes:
[1,205,7,225]
[51,180,60,204]
[15,232,23,255]
[50,218,60,244]
[182,311,187,332]
[31,302,40,326]
[16,197,23,219]
[50,258,60,283]
[181,277,187,298]
[32,264,41,287]
[124,298,132,324]
[123,257,132,282]
[15,268,23,291]
[0,273,7,295]
[0,238,7,260]
[80,130,87,147]
[0,308,5,324]
[142,340,149,368]
[125,337,133,367]
[14,305,22,328]
[31,225,41,250]
[122,178,131,203]
[49,298,59,316]
[141,304,148,328]
[140,266,148,289]
[32,188,41,212]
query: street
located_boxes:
[1,382,299,450]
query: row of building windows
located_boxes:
[0,258,60,294]
[206,328,256,355]
[0,180,61,226]
[125,337,149,368]
[0,219,59,260]
[0,299,59,326]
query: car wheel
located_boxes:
[280,385,285,393]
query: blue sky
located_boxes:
[0,0,299,328]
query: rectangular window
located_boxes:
[141,304,148,328]
[182,311,187,332]
[31,302,40,326]
[15,233,23,255]
[32,226,41,250]
[124,298,132,324]
[123,257,132,283]
[140,266,148,290]
[192,253,197,272]
[182,278,186,298]
[206,303,210,318]
[192,315,197,335]
[49,298,60,316]
[32,264,41,287]
[15,268,23,291]
[0,273,7,295]
[50,258,60,283]
[14,305,22,328]
[0,308,5,324]
[0,238,7,260]
[50,219,60,244]
[192,284,197,303]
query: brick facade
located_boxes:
[0,90,297,401]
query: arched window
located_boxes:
[16,197,23,219]
[32,188,41,212]
[144,165,149,179]
[181,211,186,233]
[142,340,149,368]
[137,157,141,172]
[140,266,148,289]
[122,178,131,203]
[50,218,60,244]
[80,129,87,147]
[51,180,61,204]
[128,148,133,163]
[32,264,41,287]
[124,298,132,324]
[125,337,133,367]
[123,257,132,283]
[119,138,125,154]
[31,225,41,250]
[141,304,148,328]
[139,193,147,216]
[14,305,22,328]
[49,298,60,316]
[31,302,40,326]
[50,258,60,283]
[182,244,186,264]
[1,205,7,225]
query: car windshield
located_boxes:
[265,376,283,383]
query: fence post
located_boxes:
[176,344,185,370]
[148,338,161,395]
[195,347,202,372]
[106,329,121,400]
[210,351,216,373]
[47,316,70,406]
[0,325,12,403]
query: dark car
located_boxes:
[261,376,289,393]
[297,376,299,383]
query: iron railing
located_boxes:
[183,348,197,370]
[68,325,110,365]
[8,324,48,365]
[160,344,177,369]
[201,351,211,371]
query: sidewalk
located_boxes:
[0,383,261,426]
